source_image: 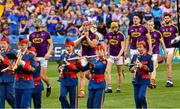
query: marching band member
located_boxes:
[0,36,15,108]
[86,44,107,108]
[147,20,167,88]
[105,21,125,93]
[14,38,36,108]
[159,13,178,87]
[58,38,88,108]
[74,21,98,98]
[129,41,153,109]
[29,47,44,108]
[29,18,53,97]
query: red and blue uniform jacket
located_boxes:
[14,51,36,89]
[0,49,15,83]
[129,52,153,85]
[59,52,87,86]
[33,61,44,93]
[88,59,107,90]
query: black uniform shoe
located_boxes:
[46,86,51,97]
[148,84,157,89]
[105,89,113,93]
[165,82,173,87]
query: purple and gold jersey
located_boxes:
[106,31,125,56]
[150,30,162,54]
[128,25,148,49]
[159,25,178,48]
[29,31,51,57]
[81,32,98,56]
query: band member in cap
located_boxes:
[125,13,152,58]
[74,21,98,97]
[29,18,53,97]
[129,41,153,109]
[147,20,167,88]
[104,21,125,93]
[58,38,88,108]
[0,36,15,108]
[29,47,44,108]
[86,44,107,108]
[159,13,178,87]
[14,38,36,108]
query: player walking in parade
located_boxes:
[105,22,125,93]
[29,18,53,97]
[74,21,98,97]
[147,20,167,88]
[125,13,152,58]
[159,13,178,87]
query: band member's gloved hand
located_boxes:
[80,58,88,67]
[135,60,142,68]
[20,60,26,66]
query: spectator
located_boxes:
[98,6,111,27]
[97,21,108,36]
[0,1,5,17]
[47,10,60,36]
[143,4,153,24]
[119,10,129,38]
[8,9,19,35]
[66,23,78,36]
[159,0,173,14]
[56,22,66,35]
[112,6,122,23]
[38,11,49,27]
[19,9,29,35]
[151,2,163,29]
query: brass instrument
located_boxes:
[133,55,141,78]
[0,46,5,62]
[1,49,27,73]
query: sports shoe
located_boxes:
[46,86,51,97]
[105,89,113,93]
[165,82,173,87]
[116,89,121,93]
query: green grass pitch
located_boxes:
[6,62,180,108]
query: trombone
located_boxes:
[1,49,27,73]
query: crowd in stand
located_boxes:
[0,0,179,38]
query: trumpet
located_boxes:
[1,49,27,73]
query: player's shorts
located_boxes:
[130,49,138,59]
[37,57,48,67]
[107,55,124,65]
[166,48,175,55]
